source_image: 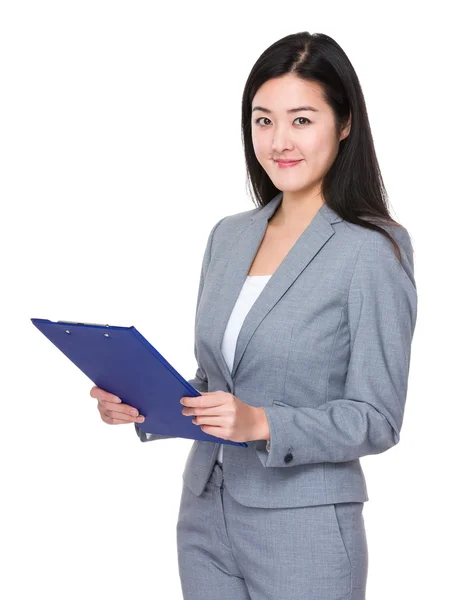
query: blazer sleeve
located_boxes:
[255,228,418,466]
[135,216,225,443]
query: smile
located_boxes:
[275,160,303,168]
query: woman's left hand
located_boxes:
[180,391,266,443]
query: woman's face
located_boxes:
[251,74,350,198]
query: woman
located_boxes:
[92,31,418,600]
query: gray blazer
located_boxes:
[135,192,418,508]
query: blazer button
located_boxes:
[284,453,293,463]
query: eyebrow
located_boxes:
[251,105,319,114]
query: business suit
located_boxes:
[136,191,417,598]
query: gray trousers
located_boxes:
[176,460,368,599]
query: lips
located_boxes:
[275,159,302,168]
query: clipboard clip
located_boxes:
[57,321,110,327]
[57,321,112,336]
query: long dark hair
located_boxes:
[241,32,404,262]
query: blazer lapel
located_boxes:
[211,192,343,389]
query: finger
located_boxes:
[199,425,226,439]
[102,409,145,424]
[181,392,220,408]
[191,416,222,426]
[90,385,122,404]
[98,402,139,419]
[181,395,210,407]
[99,401,140,418]
[102,414,136,425]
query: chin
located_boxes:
[272,179,308,193]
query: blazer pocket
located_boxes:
[273,400,291,407]
[329,503,353,568]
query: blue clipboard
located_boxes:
[31,318,247,447]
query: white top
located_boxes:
[145,275,272,447]
[217,274,272,464]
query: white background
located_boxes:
[1,1,469,598]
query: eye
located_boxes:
[254,117,271,127]
[294,117,311,126]
[253,116,312,127]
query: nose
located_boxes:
[271,125,295,154]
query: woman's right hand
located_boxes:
[90,385,146,425]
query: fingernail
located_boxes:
[138,416,145,422]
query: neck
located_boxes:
[272,189,325,228]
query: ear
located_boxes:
[340,113,352,141]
